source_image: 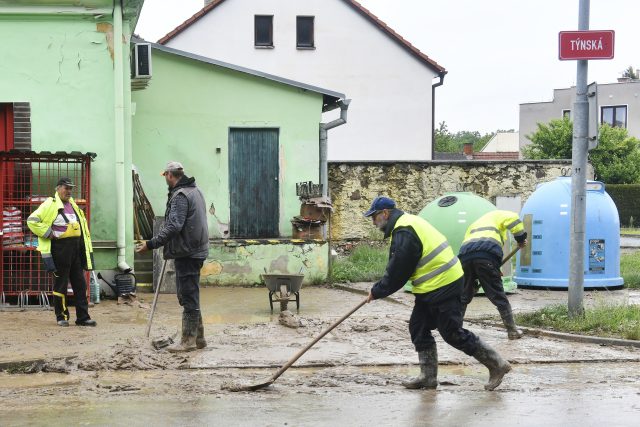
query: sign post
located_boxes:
[559,1,614,317]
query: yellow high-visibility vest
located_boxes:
[391,213,463,294]
[460,210,525,253]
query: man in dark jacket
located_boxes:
[365,196,511,391]
[136,161,209,352]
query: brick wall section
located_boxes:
[12,102,31,150]
[328,160,582,240]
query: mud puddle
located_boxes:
[2,363,639,426]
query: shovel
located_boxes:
[501,245,521,267]
[222,298,368,392]
[145,259,168,338]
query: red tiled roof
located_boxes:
[157,0,446,74]
[471,152,521,160]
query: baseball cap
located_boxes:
[161,161,184,176]
[363,196,396,217]
[56,177,76,187]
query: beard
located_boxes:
[376,218,388,231]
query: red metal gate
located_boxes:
[0,151,94,307]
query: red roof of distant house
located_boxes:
[157,0,446,74]
[471,152,521,161]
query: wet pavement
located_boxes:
[1,285,640,426]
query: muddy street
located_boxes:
[1,286,640,426]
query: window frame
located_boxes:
[296,16,315,49]
[562,109,571,120]
[254,15,274,48]
[600,105,628,128]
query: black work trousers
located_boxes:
[174,257,204,315]
[409,278,479,356]
[51,237,90,322]
[461,259,511,314]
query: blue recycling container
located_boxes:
[514,177,623,289]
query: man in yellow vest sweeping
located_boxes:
[458,210,527,339]
[365,196,511,391]
[27,177,96,327]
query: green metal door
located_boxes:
[229,128,279,238]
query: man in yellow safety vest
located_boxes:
[365,196,511,391]
[459,210,528,339]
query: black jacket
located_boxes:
[147,176,209,259]
[370,209,422,300]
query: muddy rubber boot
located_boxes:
[499,308,523,340]
[196,312,207,349]
[472,338,512,391]
[402,346,438,389]
[167,312,198,353]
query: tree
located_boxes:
[434,121,495,153]
[523,118,640,184]
[621,66,638,80]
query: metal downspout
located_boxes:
[319,99,350,279]
[431,72,446,160]
[113,0,130,271]
[319,99,350,197]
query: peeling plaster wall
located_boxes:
[0,15,135,270]
[329,161,586,240]
[202,243,328,285]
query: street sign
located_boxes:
[559,30,614,60]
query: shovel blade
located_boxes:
[221,378,275,392]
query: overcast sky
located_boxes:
[136,0,638,134]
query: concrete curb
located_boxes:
[469,319,640,348]
[332,282,640,349]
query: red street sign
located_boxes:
[559,30,615,60]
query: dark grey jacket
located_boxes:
[147,176,209,259]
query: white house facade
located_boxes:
[159,0,446,161]
[519,80,640,151]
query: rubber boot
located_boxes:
[402,346,438,389]
[461,304,468,319]
[196,312,207,349]
[167,312,198,353]
[472,338,512,391]
[499,308,523,340]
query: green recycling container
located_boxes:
[403,192,497,292]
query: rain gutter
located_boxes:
[113,0,130,271]
[431,71,446,160]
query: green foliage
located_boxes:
[523,117,573,159]
[523,119,640,184]
[621,251,640,289]
[606,185,640,226]
[330,245,388,283]
[434,121,495,153]
[621,66,639,80]
[516,303,640,340]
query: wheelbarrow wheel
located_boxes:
[280,299,289,312]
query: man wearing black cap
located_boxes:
[364,196,511,391]
[136,161,209,352]
[27,177,96,327]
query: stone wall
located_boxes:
[328,160,586,240]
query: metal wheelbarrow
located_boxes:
[261,273,304,312]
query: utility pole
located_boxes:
[568,0,590,317]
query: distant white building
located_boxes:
[519,80,640,151]
[480,131,519,153]
[158,0,446,161]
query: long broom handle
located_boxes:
[501,246,521,267]
[145,259,167,338]
[268,298,368,382]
